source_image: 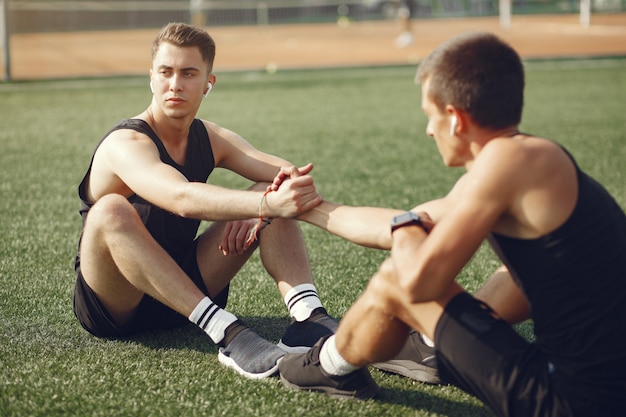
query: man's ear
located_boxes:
[446,106,469,136]
[203,74,217,98]
[446,106,460,136]
[449,115,457,136]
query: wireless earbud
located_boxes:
[203,82,213,98]
[449,115,457,136]
[149,80,154,93]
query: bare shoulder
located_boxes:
[95,126,152,158]
[478,135,578,237]
[197,119,241,146]
[199,119,232,140]
[88,127,162,200]
[474,135,572,181]
[199,119,219,134]
[96,127,160,162]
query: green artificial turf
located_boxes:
[0,58,624,416]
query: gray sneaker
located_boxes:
[218,328,286,380]
[278,308,339,353]
[279,336,380,399]
[372,330,440,384]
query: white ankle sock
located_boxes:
[420,333,435,347]
[188,297,237,344]
[283,283,323,322]
[319,335,359,376]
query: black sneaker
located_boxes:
[218,328,286,380]
[372,330,440,384]
[279,336,380,400]
[278,307,339,353]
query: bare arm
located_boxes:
[297,194,453,250]
[208,121,295,183]
[390,146,520,303]
[88,125,321,221]
[299,201,403,249]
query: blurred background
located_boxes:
[2,0,626,80]
[8,0,626,32]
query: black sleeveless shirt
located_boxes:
[77,118,215,264]
[489,150,626,403]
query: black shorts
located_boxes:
[434,293,573,417]
[73,241,229,338]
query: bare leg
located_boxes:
[277,256,463,397]
[475,265,530,324]
[398,13,412,34]
[80,194,299,379]
[82,192,321,326]
[333,265,529,368]
[259,218,316,298]
[195,217,315,300]
[334,258,464,367]
[80,194,206,324]
[336,264,529,366]
[394,0,415,48]
[194,221,257,299]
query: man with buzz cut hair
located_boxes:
[279,32,626,416]
[72,22,339,380]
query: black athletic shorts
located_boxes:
[434,292,574,417]
[73,241,229,338]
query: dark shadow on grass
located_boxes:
[124,316,494,416]
[376,386,495,417]
[123,316,291,354]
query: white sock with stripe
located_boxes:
[283,283,323,322]
[188,296,238,345]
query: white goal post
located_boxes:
[500,0,592,29]
[1,0,10,81]
[0,0,602,82]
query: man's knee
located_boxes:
[86,194,140,232]
[364,260,404,312]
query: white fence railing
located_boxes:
[2,0,625,81]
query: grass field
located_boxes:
[1,58,625,417]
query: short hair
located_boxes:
[151,23,216,73]
[415,32,524,130]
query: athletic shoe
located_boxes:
[279,336,380,399]
[277,307,339,353]
[372,330,440,384]
[218,328,286,379]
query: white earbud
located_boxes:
[149,80,154,93]
[203,82,213,98]
[449,115,457,136]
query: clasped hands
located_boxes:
[219,163,322,255]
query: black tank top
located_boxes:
[489,150,626,402]
[77,118,215,264]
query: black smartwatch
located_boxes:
[390,211,430,234]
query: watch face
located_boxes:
[393,211,415,223]
[392,211,420,228]
[392,211,430,234]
